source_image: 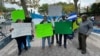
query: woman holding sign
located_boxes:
[10,19,28,55]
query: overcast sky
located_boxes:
[4,0,95,9]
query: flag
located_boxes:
[30,13,43,19]
[67,13,77,21]
[31,13,43,25]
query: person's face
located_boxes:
[44,16,47,21]
[82,16,87,21]
[62,16,66,20]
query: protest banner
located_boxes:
[48,5,62,16]
[55,21,73,34]
[11,23,31,38]
[11,10,25,22]
[35,23,53,38]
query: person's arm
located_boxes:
[31,21,34,37]
[86,21,93,36]
[57,16,61,22]
[40,20,44,24]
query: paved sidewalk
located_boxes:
[0,34,100,56]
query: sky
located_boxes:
[4,0,96,9]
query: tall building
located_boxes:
[96,0,100,3]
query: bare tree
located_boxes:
[73,0,79,14]
[20,0,29,17]
[4,0,40,17]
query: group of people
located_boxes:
[10,14,93,56]
[41,14,93,54]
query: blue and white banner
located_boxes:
[30,13,43,19]
[67,13,77,21]
[31,13,43,25]
[30,13,60,25]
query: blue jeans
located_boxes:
[42,37,51,48]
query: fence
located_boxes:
[0,23,12,49]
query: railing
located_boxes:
[0,23,11,40]
[0,23,12,49]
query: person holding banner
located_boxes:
[51,17,59,45]
[77,15,93,54]
[10,19,28,55]
[58,15,68,48]
[40,16,51,49]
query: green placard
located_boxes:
[11,10,25,22]
[35,23,53,38]
[55,21,73,34]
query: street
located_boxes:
[0,33,100,56]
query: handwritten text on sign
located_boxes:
[11,23,31,38]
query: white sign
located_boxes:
[48,5,62,16]
[11,23,32,38]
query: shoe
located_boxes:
[64,44,67,49]
[81,51,86,54]
[49,45,52,47]
[25,47,28,51]
[59,44,62,46]
[56,41,59,44]
[51,43,53,46]
[64,46,67,49]
[18,52,21,55]
[42,47,45,50]
[77,48,81,50]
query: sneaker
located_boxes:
[18,52,21,55]
[64,46,67,49]
[81,51,86,54]
[49,45,52,48]
[77,48,81,50]
[42,47,45,50]
[25,47,28,51]
[51,43,53,46]
[64,45,67,49]
[59,44,62,46]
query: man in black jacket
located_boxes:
[24,17,34,41]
